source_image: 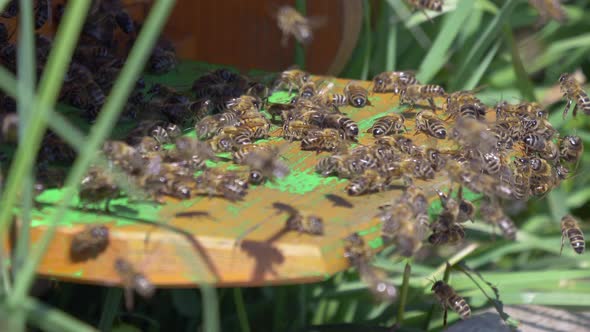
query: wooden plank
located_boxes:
[8,64,457,287]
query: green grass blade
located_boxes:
[503,25,536,101]
[0,0,92,248]
[463,38,501,90]
[21,297,97,332]
[360,0,372,80]
[385,0,431,49]
[450,0,519,90]
[294,0,306,69]
[416,0,475,83]
[7,0,175,309]
[203,287,220,332]
[233,288,250,332]
[98,288,123,332]
[385,4,397,72]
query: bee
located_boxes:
[148,42,178,74]
[34,0,50,30]
[400,84,446,110]
[194,169,248,201]
[444,90,487,120]
[227,94,263,114]
[1,112,18,143]
[1,1,18,18]
[169,137,218,170]
[275,5,324,46]
[380,202,426,257]
[267,102,295,123]
[79,167,120,212]
[529,0,567,25]
[299,80,317,99]
[102,140,144,174]
[559,135,583,165]
[310,81,348,108]
[344,82,372,108]
[479,151,505,175]
[322,113,359,140]
[540,139,560,162]
[428,208,465,246]
[560,214,585,255]
[282,119,313,141]
[346,169,392,196]
[377,135,423,157]
[367,114,405,137]
[479,197,517,240]
[431,280,471,327]
[114,258,156,311]
[273,67,310,93]
[237,113,271,139]
[343,233,397,302]
[70,225,110,262]
[406,0,444,12]
[437,186,475,223]
[424,148,447,172]
[301,128,347,153]
[242,144,290,181]
[559,73,590,118]
[284,210,324,235]
[372,71,418,93]
[415,110,446,139]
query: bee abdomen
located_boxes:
[566,228,585,254]
[331,94,348,107]
[578,92,590,114]
[498,217,517,240]
[449,295,471,319]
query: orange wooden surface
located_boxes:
[9,77,453,288]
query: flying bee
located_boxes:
[368,114,406,137]
[415,110,446,139]
[114,258,156,311]
[437,186,475,223]
[406,0,444,12]
[343,233,397,302]
[479,197,517,240]
[559,135,583,165]
[301,128,347,153]
[70,225,110,262]
[529,0,567,25]
[372,71,418,93]
[344,82,371,108]
[380,202,426,257]
[275,5,324,46]
[428,208,465,246]
[431,280,471,327]
[194,169,248,201]
[242,144,290,181]
[561,214,585,255]
[559,72,590,118]
[322,113,359,140]
[400,84,445,110]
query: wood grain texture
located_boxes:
[6,71,455,287]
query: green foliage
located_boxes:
[1,0,590,331]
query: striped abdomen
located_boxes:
[330,93,348,107]
[448,294,471,319]
[576,90,590,115]
[345,85,370,108]
[562,220,585,254]
[498,216,517,240]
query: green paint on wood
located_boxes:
[73,270,84,277]
[368,237,384,249]
[265,169,346,195]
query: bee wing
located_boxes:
[315,80,335,96]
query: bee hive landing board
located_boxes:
[10,61,460,287]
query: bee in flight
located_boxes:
[431,279,471,327]
[559,72,590,118]
[275,5,325,46]
[560,214,585,255]
[406,0,444,12]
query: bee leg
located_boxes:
[572,103,578,118]
[443,306,448,327]
[104,199,112,213]
[124,287,134,311]
[428,98,437,111]
[563,99,572,119]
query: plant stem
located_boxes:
[360,0,372,80]
[98,288,123,332]
[233,288,251,332]
[295,0,306,69]
[396,260,412,325]
[21,296,97,332]
[6,0,175,310]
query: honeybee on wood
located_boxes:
[367,114,406,138]
[415,110,446,139]
[450,117,497,154]
[343,233,397,302]
[315,155,345,177]
[560,214,585,255]
[114,258,156,311]
[346,169,393,196]
[273,67,310,93]
[301,128,347,153]
[242,144,290,181]
[168,137,218,170]
[194,169,248,201]
[147,40,178,74]
[444,90,487,121]
[227,94,263,114]
[102,140,144,174]
[479,197,517,241]
[273,202,324,235]
[559,135,583,166]
[377,135,423,157]
[79,167,120,212]
[282,119,313,141]
[323,113,359,140]
[559,72,590,118]
[400,84,446,110]
[431,279,471,327]
[299,80,318,99]
[372,71,418,93]
[529,0,567,25]
[70,225,110,262]
[406,0,444,12]
[344,82,372,108]
[275,5,324,46]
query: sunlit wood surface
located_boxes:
[8,64,456,287]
